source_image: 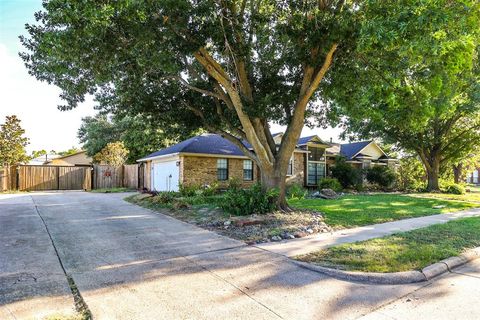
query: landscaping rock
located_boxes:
[306,228,314,234]
[223,220,231,226]
[294,231,308,238]
[271,235,282,242]
[233,217,265,227]
[319,189,338,199]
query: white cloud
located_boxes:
[0,43,96,153]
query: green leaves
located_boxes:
[0,116,29,166]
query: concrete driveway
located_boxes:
[1,192,480,319]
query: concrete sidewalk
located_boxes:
[256,208,480,257]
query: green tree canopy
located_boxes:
[326,0,480,190]
[0,115,29,166]
[78,113,195,163]
[93,141,129,166]
[21,0,357,208]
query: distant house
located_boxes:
[47,150,92,166]
[137,132,396,192]
[27,154,62,165]
[466,168,479,184]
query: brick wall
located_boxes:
[286,152,305,186]
[181,155,258,187]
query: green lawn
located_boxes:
[288,194,478,229]
[410,185,480,203]
[296,217,480,272]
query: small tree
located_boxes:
[0,115,29,166]
[93,141,129,166]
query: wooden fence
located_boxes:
[92,164,140,189]
[0,166,17,191]
[17,165,92,191]
[2,164,139,192]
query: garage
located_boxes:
[152,157,180,192]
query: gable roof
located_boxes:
[138,134,246,161]
[339,141,372,160]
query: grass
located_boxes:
[296,217,480,272]
[90,187,135,193]
[410,184,480,203]
[288,194,478,229]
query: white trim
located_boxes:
[351,141,387,160]
[286,155,294,176]
[137,152,180,162]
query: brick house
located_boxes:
[138,133,395,192]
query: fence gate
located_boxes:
[18,165,91,191]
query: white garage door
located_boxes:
[152,160,180,192]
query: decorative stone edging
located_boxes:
[292,246,480,285]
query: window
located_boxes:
[307,162,325,185]
[287,157,294,176]
[308,147,325,161]
[217,159,228,181]
[243,160,253,181]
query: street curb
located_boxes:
[294,246,480,285]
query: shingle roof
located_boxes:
[340,141,372,160]
[139,134,245,160]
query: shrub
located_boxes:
[331,157,362,188]
[151,191,178,204]
[318,178,342,192]
[220,183,278,216]
[227,177,242,190]
[179,183,219,197]
[179,184,202,197]
[287,183,307,199]
[443,183,466,195]
[365,166,396,189]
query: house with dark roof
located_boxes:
[138,132,395,192]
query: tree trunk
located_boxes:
[424,158,440,191]
[453,163,463,184]
[417,149,441,192]
[260,165,290,211]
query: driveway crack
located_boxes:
[31,196,93,320]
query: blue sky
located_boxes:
[0,0,96,153]
[0,1,342,154]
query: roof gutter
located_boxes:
[137,152,180,162]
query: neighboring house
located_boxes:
[27,154,62,165]
[466,168,480,184]
[138,133,395,192]
[47,150,92,166]
[326,140,397,174]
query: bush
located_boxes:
[318,178,342,192]
[179,183,219,197]
[287,183,307,199]
[227,177,242,190]
[443,183,466,195]
[151,191,178,204]
[220,183,279,216]
[331,157,362,188]
[365,166,396,189]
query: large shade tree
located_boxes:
[325,0,480,191]
[21,0,357,208]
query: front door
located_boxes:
[307,162,325,186]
